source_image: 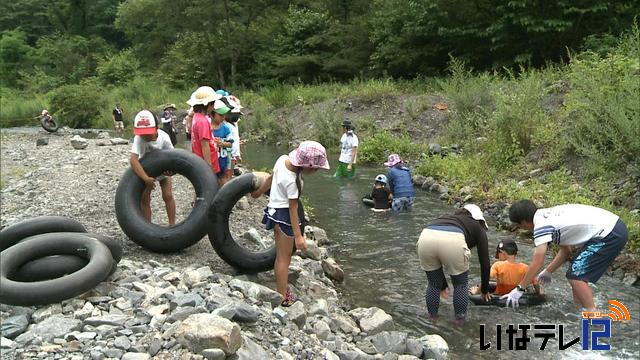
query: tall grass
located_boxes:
[0,88,49,127]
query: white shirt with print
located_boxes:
[338,132,359,164]
[131,129,174,159]
[532,204,619,247]
[230,123,241,158]
[267,155,300,209]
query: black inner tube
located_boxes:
[208,173,305,273]
[115,149,218,253]
[0,234,113,306]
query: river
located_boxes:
[240,143,639,360]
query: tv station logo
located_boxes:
[480,300,631,351]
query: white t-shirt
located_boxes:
[533,204,619,247]
[230,123,241,158]
[131,130,173,159]
[338,132,359,163]
[267,155,300,209]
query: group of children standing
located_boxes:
[128,86,245,226]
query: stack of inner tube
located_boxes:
[0,216,122,306]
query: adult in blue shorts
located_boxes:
[504,200,628,310]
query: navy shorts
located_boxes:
[566,219,628,283]
[262,207,301,237]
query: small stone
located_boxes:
[114,335,132,350]
[36,138,49,146]
[201,348,225,360]
[121,353,151,360]
[1,314,29,339]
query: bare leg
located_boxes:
[274,225,294,297]
[160,177,176,226]
[569,279,595,311]
[141,186,152,221]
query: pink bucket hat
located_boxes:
[384,154,402,167]
[288,141,330,170]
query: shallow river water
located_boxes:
[241,143,639,360]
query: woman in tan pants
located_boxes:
[416,204,491,324]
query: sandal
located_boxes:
[280,288,297,307]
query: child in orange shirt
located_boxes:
[471,241,541,295]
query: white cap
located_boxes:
[464,204,488,229]
[133,110,157,135]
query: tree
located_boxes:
[0,30,33,87]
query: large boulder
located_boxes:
[348,307,394,335]
[419,334,449,359]
[175,313,242,354]
[70,135,88,150]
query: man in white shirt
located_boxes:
[130,110,176,226]
[502,200,628,310]
[334,120,358,178]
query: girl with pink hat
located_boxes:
[384,154,416,211]
[261,141,330,306]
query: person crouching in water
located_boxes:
[262,141,330,306]
[384,154,416,211]
[370,174,392,212]
[130,110,176,225]
[416,204,491,325]
[470,241,540,296]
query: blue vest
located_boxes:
[388,166,416,198]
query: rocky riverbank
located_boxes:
[0,128,449,359]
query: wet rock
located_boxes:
[366,331,407,354]
[419,334,448,360]
[36,138,49,146]
[306,226,331,246]
[405,338,424,358]
[349,307,394,335]
[70,135,88,150]
[31,315,82,342]
[175,313,242,354]
[412,175,427,186]
[421,177,435,190]
[299,240,322,260]
[322,258,344,283]
[1,314,29,339]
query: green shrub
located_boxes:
[309,105,343,149]
[49,82,108,128]
[97,49,140,86]
[358,131,421,164]
[562,25,640,171]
